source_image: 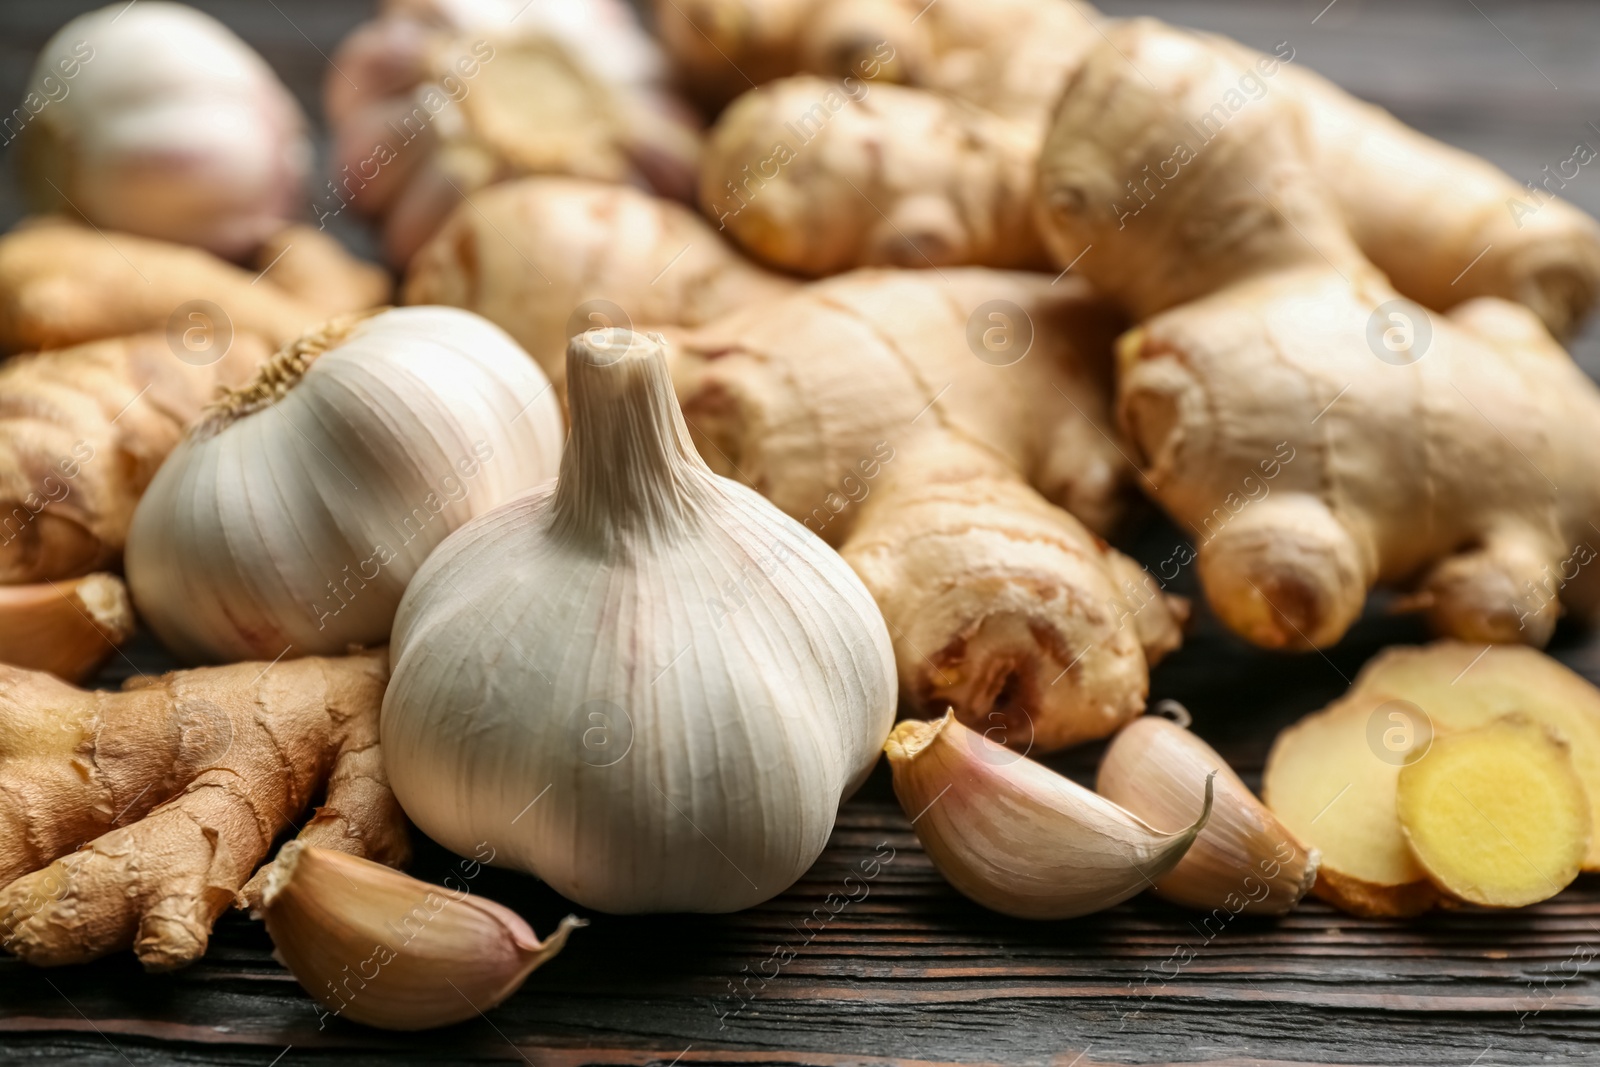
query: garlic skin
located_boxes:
[0,574,133,682]
[1097,715,1319,915]
[383,329,896,914]
[262,842,583,1031]
[126,307,563,663]
[885,712,1213,920]
[19,2,310,260]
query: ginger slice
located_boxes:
[1262,687,1438,918]
[1265,641,1600,917]
[1361,642,1600,869]
[1397,715,1589,908]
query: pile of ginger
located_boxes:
[3,0,1600,977]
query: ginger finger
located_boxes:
[0,651,407,970]
[0,331,269,584]
[0,218,382,356]
[403,178,794,391]
[1038,20,1600,651]
[702,77,1048,276]
[252,225,393,318]
[0,575,133,681]
[843,434,1174,751]
[678,268,1174,751]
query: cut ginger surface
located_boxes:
[1397,716,1589,908]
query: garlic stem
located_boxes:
[550,328,716,546]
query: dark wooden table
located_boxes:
[4,1,1600,1063]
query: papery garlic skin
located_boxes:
[383,329,896,914]
[126,306,563,663]
[262,842,583,1031]
[19,2,311,260]
[1097,716,1319,915]
[885,712,1213,920]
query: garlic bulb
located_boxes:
[383,329,896,913]
[262,842,584,1031]
[884,712,1213,920]
[1097,715,1319,915]
[126,306,563,663]
[18,2,311,260]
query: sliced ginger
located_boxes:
[1265,642,1600,917]
[1397,716,1588,908]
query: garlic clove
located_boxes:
[261,842,583,1031]
[0,574,134,682]
[885,711,1213,920]
[1096,714,1319,915]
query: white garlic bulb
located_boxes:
[18,2,310,260]
[383,329,896,913]
[126,306,563,663]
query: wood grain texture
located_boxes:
[4,1,1600,1064]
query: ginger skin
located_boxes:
[702,77,1049,276]
[0,332,270,585]
[680,2,1600,336]
[0,218,389,356]
[0,651,409,971]
[403,177,794,392]
[675,268,1184,752]
[1037,21,1600,651]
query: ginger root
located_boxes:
[682,3,1600,336]
[0,331,269,584]
[675,268,1184,751]
[402,177,795,391]
[0,575,134,681]
[702,76,1049,276]
[327,0,701,266]
[1396,715,1589,909]
[0,651,408,971]
[1264,642,1600,917]
[1037,21,1600,651]
[0,218,388,356]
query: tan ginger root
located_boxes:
[0,332,270,585]
[683,3,1600,335]
[402,177,795,391]
[1036,21,1600,652]
[327,0,702,266]
[655,0,1097,121]
[674,268,1185,752]
[0,575,134,682]
[0,218,389,356]
[0,651,409,971]
[1264,642,1600,917]
[702,77,1049,276]
[253,224,393,319]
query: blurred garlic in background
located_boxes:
[16,2,311,261]
[325,0,702,266]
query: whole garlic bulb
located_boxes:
[18,2,310,260]
[383,329,896,913]
[126,306,563,663]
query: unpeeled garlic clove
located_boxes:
[1097,714,1319,915]
[260,843,584,1031]
[885,711,1213,920]
[0,574,133,681]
